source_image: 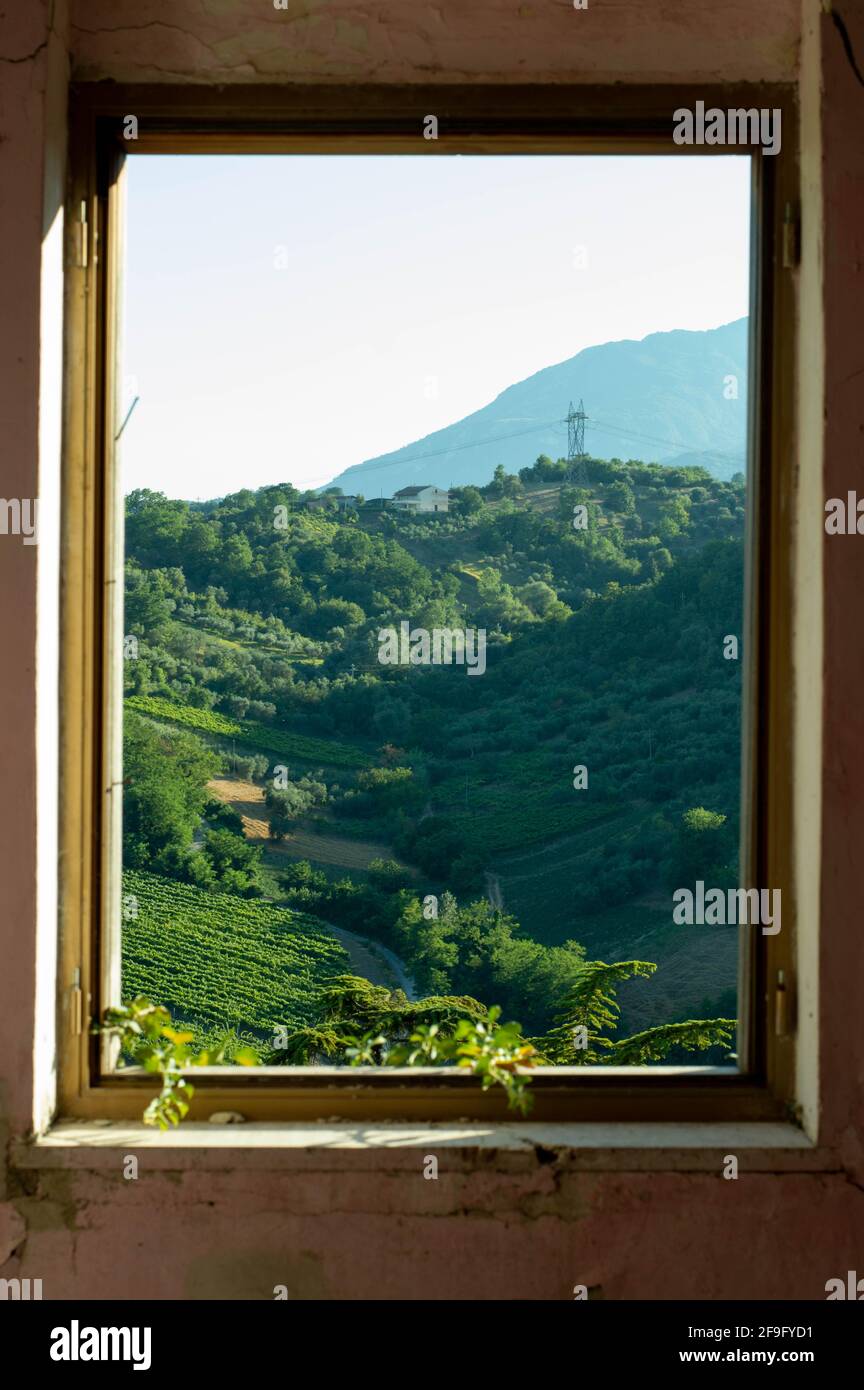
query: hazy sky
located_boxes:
[121,154,751,500]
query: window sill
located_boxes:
[12,1120,831,1173]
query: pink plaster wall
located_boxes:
[2,0,864,1299]
[7,1162,864,1300]
[0,0,60,1143]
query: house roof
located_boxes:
[394,485,447,497]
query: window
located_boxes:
[60,85,797,1122]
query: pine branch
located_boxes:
[611,1017,736,1065]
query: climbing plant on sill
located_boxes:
[95,991,540,1126]
[96,997,260,1129]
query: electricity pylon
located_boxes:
[566,399,588,484]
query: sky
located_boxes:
[121,154,751,500]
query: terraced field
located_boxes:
[177,621,324,664]
[449,793,618,857]
[493,803,651,944]
[436,749,620,857]
[125,694,372,768]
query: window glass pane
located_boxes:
[119,153,751,1070]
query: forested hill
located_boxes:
[126,454,744,660]
[324,318,747,496]
[123,455,750,1045]
[124,453,744,1035]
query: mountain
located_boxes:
[324,318,748,496]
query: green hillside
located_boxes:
[121,452,745,1039]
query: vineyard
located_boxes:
[121,868,349,1045]
[494,804,653,947]
[447,793,618,856]
[437,748,619,856]
[125,694,372,768]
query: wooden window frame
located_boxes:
[58,82,798,1124]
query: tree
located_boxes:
[200,828,262,890]
[457,486,484,515]
[673,806,735,885]
[487,463,508,498]
[533,960,735,1066]
[270,974,487,1064]
[124,565,177,635]
[607,479,636,515]
[372,695,411,745]
[264,776,327,839]
[123,713,218,873]
[657,494,692,541]
[517,579,571,621]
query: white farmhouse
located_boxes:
[391,485,449,514]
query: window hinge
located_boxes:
[70,967,84,1035]
[782,202,800,270]
[774,969,793,1037]
[76,200,88,269]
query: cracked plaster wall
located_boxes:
[4,1151,864,1299]
[66,1,800,87]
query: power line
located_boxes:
[336,408,743,484]
[340,416,568,478]
[584,415,744,468]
